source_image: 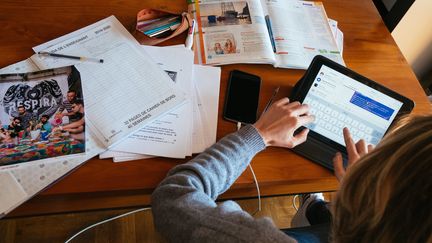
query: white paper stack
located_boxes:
[100,45,221,162]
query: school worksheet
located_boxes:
[110,46,195,158]
[31,16,186,148]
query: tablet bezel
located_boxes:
[291,55,415,153]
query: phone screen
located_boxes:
[223,70,261,124]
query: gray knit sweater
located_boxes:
[152,125,296,242]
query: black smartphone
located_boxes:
[223,70,261,124]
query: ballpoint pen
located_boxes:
[38,51,104,63]
[262,86,280,115]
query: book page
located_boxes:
[189,0,275,65]
[31,16,186,148]
[265,0,344,69]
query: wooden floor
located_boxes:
[0,195,317,243]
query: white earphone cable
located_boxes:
[237,122,262,216]
[64,207,151,243]
[248,163,261,215]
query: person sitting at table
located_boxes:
[17,105,34,132]
[57,90,82,123]
[53,101,85,141]
[70,100,84,122]
[7,117,23,138]
[58,117,84,134]
[55,117,85,141]
[151,98,431,243]
[54,100,85,132]
[36,115,52,133]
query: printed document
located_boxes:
[31,16,186,148]
[110,46,194,158]
[105,63,221,162]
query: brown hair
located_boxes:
[332,115,432,243]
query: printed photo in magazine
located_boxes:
[0,66,85,167]
[189,0,275,65]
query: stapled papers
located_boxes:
[102,45,221,161]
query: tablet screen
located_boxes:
[303,65,403,146]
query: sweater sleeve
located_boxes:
[151,125,296,243]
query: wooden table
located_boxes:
[2,0,430,217]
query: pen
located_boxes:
[185,19,196,50]
[38,51,104,63]
[265,15,276,53]
[262,86,280,115]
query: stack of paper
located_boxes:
[100,45,221,162]
[0,16,221,216]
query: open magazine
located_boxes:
[188,0,344,69]
[0,66,86,167]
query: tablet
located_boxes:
[290,55,414,169]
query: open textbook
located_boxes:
[188,0,344,69]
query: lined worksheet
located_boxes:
[110,46,194,158]
[104,64,221,162]
[31,16,186,148]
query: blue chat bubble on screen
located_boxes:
[350,92,394,120]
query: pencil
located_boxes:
[38,51,104,63]
[262,86,280,115]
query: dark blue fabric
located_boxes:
[282,223,330,243]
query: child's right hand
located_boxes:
[333,127,374,182]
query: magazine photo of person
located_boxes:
[205,33,238,59]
